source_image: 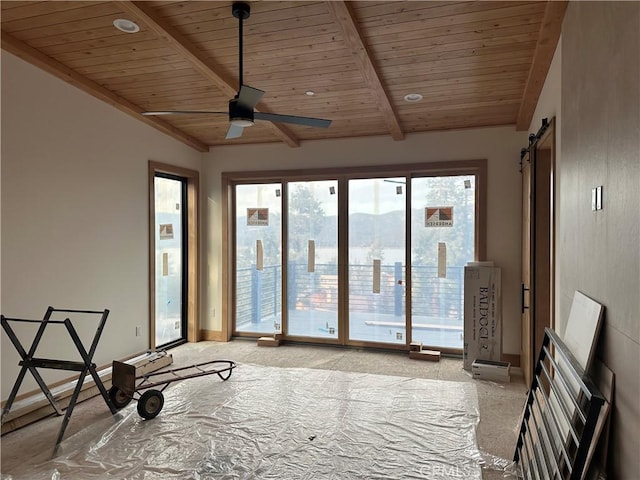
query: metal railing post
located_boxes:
[288,262,297,310]
[458,267,464,321]
[273,265,278,317]
[394,262,403,317]
[251,264,262,324]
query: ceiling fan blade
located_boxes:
[225,124,245,139]
[142,111,226,116]
[254,112,331,128]
[237,85,264,109]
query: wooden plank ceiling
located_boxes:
[1,1,566,151]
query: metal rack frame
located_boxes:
[1,307,117,451]
[514,327,605,479]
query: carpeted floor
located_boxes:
[1,339,527,479]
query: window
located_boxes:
[223,161,485,353]
[149,162,199,349]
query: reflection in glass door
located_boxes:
[234,183,282,335]
[286,180,338,339]
[348,178,406,345]
[154,174,187,347]
[410,175,476,349]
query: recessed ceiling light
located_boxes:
[305,90,316,96]
[404,93,423,103]
[113,18,140,34]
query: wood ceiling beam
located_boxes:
[326,1,404,141]
[117,1,300,148]
[516,0,567,130]
[0,30,209,153]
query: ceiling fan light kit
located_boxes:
[142,2,331,141]
[230,118,254,128]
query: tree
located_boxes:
[288,185,326,262]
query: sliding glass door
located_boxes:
[347,177,406,345]
[234,183,282,335]
[286,180,339,339]
[226,161,484,352]
[410,175,476,349]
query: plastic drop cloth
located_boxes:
[2,364,493,480]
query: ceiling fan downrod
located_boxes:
[232,2,250,92]
[141,0,331,139]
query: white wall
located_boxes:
[559,3,639,476]
[1,52,202,397]
[203,126,527,356]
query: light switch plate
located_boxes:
[592,186,603,211]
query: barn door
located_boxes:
[521,118,555,387]
[521,151,534,386]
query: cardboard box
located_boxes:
[409,341,423,352]
[463,264,502,370]
[409,349,441,362]
[472,372,510,383]
[471,359,510,382]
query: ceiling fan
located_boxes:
[142,2,332,139]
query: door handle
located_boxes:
[521,284,530,314]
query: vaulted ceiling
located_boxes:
[1,1,566,151]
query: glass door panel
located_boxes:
[154,174,186,347]
[348,178,406,345]
[234,183,282,335]
[286,181,338,339]
[410,175,476,349]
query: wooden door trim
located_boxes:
[536,118,556,331]
[220,174,233,341]
[149,161,200,347]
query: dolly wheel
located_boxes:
[108,386,132,409]
[137,390,164,420]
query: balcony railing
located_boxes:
[236,263,465,328]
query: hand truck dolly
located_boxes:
[109,359,237,419]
